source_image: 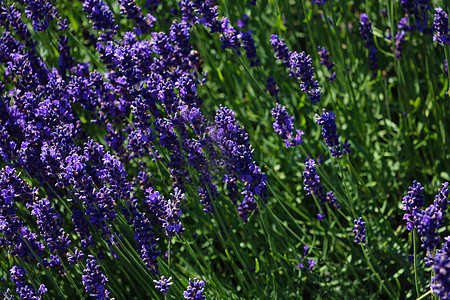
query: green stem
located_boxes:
[361,244,396,299]
[413,230,420,297]
[416,289,432,300]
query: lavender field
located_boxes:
[0,0,449,299]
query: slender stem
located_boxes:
[165,239,172,300]
[361,244,396,299]
[416,289,432,300]
[413,230,420,297]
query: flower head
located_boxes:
[315,109,342,157]
[434,7,449,45]
[183,278,206,300]
[402,180,425,230]
[271,104,303,148]
[82,255,110,300]
[154,276,173,293]
[353,217,367,244]
[431,237,450,299]
[359,13,378,77]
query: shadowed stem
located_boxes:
[360,244,397,299]
[413,230,420,297]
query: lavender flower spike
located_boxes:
[402,180,425,231]
[266,76,279,99]
[318,46,336,81]
[240,30,260,67]
[359,13,378,77]
[183,278,206,300]
[271,104,304,148]
[82,255,111,300]
[289,51,322,103]
[353,217,367,244]
[434,7,449,45]
[315,109,342,157]
[270,35,290,67]
[303,159,340,211]
[10,266,47,299]
[154,276,173,293]
[431,237,450,299]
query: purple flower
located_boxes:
[353,217,367,244]
[303,159,325,199]
[154,276,173,293]
[325,191,340,209]
[30,198,71,256]
[434,8,450,45]
[271,104,304,148]
[318,46,336,81]
[0,167,45,261]
[289,51,322,103]
[161,188,185,237]
[266,76,279,99]
[22,0,59,31]
[401,0,432,33]
[297,245,316,270]
[342,139,351,154]
[394,30,407,59]
[434,182,449,212]
[210,106,267,222]
[308,259,317,270]
[82,255,111,300]
[71,208,95,249]
[431,237,450,299]
[220,18,241,53]
[118,0,156,35]
[270,35,291,67]
[81,0,117,40]
[303,159,340,213]
[183,278,206,300]
[359,13,378,77]
[315,109,342,158]
[123,198,160,273]
[240,30,260,67]
[237,14,249,28]
[398,17,413,32]
[414,182,450,263]
[143,187,185,237]
[58,35,74,76]
[402,181,425,230]
[10,266,47,299]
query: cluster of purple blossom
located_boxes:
[270,35,322,103]
[353,217,367,244]
[434,7,449,45]
[0,0,269,297]
[271,104,304,148]
[268,35,350,156]
[318,46,336,81]
[359,13,378,77]
[402,181,450,297]
[303,159,340,220]
[400,0,432,34]
[296,245,316,271]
